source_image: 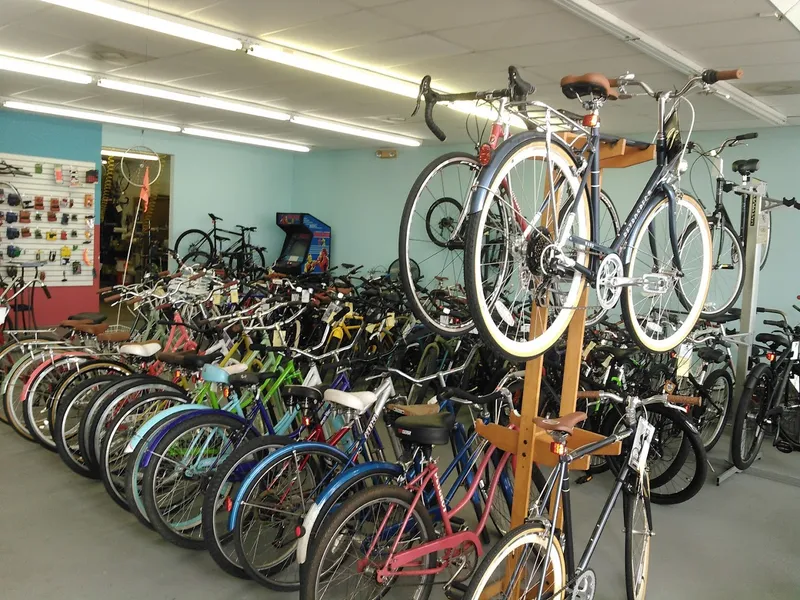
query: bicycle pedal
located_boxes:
[444,580,469,600]
[576,473,593,485]
[775,440,794,454]
[449,516,466,527]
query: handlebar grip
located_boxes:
[757,307,765,313]
[764,319,785,328]
[42,284,51,300]
[608,78,620,88]
[126,297,142,305]
[735,132,758,141]
[437,387,504,405]
[666,394,702,406]
[576,391,601,399]
[702,68,742,84]
[158,270,171,277]
[104,294,121,303]
[155,302,171,310]
[98,286,114,294]
[188,272,204,281]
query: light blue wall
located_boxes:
[102,125,296,260]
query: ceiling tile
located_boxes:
[0,0,52,26]
[692,40,800,68]
[10,86,100,105]
[345,0,404,7]
[105,52,217,82]
[534,53,667,82]
[653,15,797,49]
[331,34,469,68]
[372,0,552,31]
[263,10,415,52]
[730,62,800,83]
[126,0,223,15]
[190,0,355,37]
[604,0,774,30]
[487,36,635,70]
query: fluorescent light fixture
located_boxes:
[41,0,243,51]
[551,0,787,126]
[3,101,181,132]
[291,116,421,147]
[0,55,92,84]
[248,44,420,98]
[182,127,310,153]
[98,79,290,121]
[101,149,160,161]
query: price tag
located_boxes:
[302,289,310,303]
[439,307,452,326]
[292,292,299,302]
[792,341,799,361]
[213,292,221,306]
[303,365,322,386]
[366,322,377,334]
[0,306,9,325]
[757,213,770,245]
[582,341,597,360]
[271,329,285,347]
[602,354,613,368]
[792,375,800,393]
[629,417,656,475]
[230,289,239,304]
[323,301,341,324]
[676,343,692,377]
[385,312,396,329]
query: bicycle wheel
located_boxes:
[299,485,436,600]
[462,522,566,600]
[174,229,213,263]
[142,412,255,549]
[181,250,211,269]
[399,151,479,337]
[696,368,733,451]
[201,435,291,578]
[3,353,45,441]
[621,192,712,353]
[560,189,620,327]
[465,135,589,361]
[731,363,772,470]
[624,473,652,600]
[227,247,266,279]
[680,219,743,318]
[484,455,547,536]
[233,445,350,590]
[99,391,190,509]
[779,370,800,448]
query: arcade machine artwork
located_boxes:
[274,213,331,274]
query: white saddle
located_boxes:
[118,342,162,358]
[323,389,378,413]
[222,363,249,375]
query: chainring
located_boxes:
[595,253,624,309]
[570,568,596,600]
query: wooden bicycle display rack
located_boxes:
[474,134,655,599]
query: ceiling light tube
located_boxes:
[291,116,421,147]
[0,55,92,84]
[248,44,420,98]
[182,127,310,152]
[41,0,243,51]
[101,149,160,161]
[3,101,181,132]
[550,0,787,126]
[98,79,290,121]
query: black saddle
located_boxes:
[284,385,324,403]
[732,159,759,177]
[209,213,223,221]
[755,332,788,347]
[229,371,282,388]
[704,308,740,324]
[696,347,726,364]
[392,412,456,446]
[68,312,107,324]
[593,346,639,361]
[157,351,220,369]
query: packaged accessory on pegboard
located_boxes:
[6,211,18,224]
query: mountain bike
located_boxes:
[685,133,774,317]
[731,305,800,469]
[174,213,267,277]
[451,69,740,361]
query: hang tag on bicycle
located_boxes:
[439,307,452,326]
[792,375,800,393]
[385,312,395,329]
[291,291,299,302]
[229,288,239,304]
[792,341,799,361]
[271,328,286,347]
[303,364,322,387]
[302,288,311,304]
[629,417,656,476]
[0,306,8,325]
[213,291,221,306]
[602,354,613,368]
[676,342,692,378]
[366,322,378,334]
[582,341,596,360]
[323,301,341,324]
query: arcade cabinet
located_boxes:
[274,213,331,275]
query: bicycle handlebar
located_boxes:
[437,387,506,406]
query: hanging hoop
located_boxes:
[120,146,162,188]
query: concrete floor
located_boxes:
[1,423,798,600]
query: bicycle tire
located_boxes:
[696,368,733,451]
[399,151,479,337]
[3,352,45,441]
[174,228,213,263]
[201,434,292,578]
[298,485,436,600]
[624,474,652,600]
[465,135,589,361]
[621,192,712,353]
[731,362,772,470]
[461,521,566,600]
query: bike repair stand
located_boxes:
[474,136,654,599]
[716,180,800,486]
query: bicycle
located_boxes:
[731,305,800,470]
[686,133,774,316]
[448,69,741,361]
[174,213,267,277]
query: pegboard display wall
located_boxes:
[0,152,96,287]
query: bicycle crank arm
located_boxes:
[609,273,671,295]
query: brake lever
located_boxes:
[411,76,430,118]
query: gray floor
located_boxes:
[1,424,798,600]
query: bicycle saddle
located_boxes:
[508,65,535,100]
[755,332,789,347]
[696,347,726,364]
[284,385,324,403]
[73,323,109,335]
[157,351,221,369]
[119,341,162,357]
[208,213,223,221]
[704,308,740,324]
[732,158,759,176]
[534,411,588,434]
[560,73,617,101]
[593,346,638,361]
[96,331,132,343]
[68,311,107,324]
[324,389,378,413]
[386,403,439,417]
[392,412,456,446]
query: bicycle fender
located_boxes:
[229,441,350,528]
[297,462,403,564]
[468,131,577,215]
[124,404,212,454]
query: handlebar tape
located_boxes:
[420,76,447,142]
